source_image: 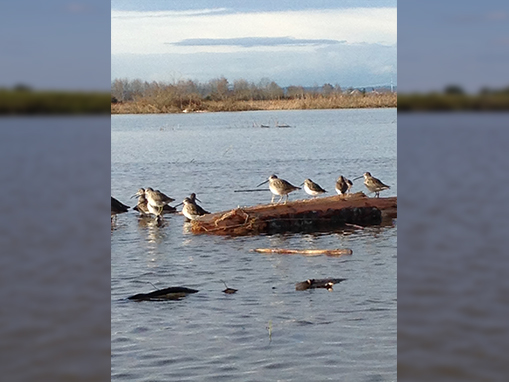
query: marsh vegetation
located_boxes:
[398,85,509,111]
[110,77,396,114]
[0,85,110,114]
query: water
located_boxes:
[111,109,397,381]
[0,117,111,381]
[398,113,509,381]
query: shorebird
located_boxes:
[189,193,210,215]
[335,176,353,195]
[302,178,327,197]
[353,172,390,197]
[144,187,175,215]
[181,197,208,221]
[132,188,150,215]
[132,188,177,216]
[257,174,301,204]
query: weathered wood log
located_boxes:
[295,278,347,291]
[190,192,396,236]
[128,286,198,301]
[252,248,352,257]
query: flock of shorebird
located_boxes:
[111,172,390,223]
[257,172,390,204]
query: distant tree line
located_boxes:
[110,76,389,105]
[0,84,110,115]
[398,85,509,111]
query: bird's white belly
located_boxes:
[269,183,283,196]
[304,183,320,196]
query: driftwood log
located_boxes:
[128,286,198,301]
[190,192,396,236]
[295,278,347,291]
[252,248,352,257]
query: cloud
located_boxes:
[111,6,396,87]
[112,42,396,88]
[170,36,346,47]
[111,7,396,55]
[111,8,229,19]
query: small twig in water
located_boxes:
[266,320,273,344]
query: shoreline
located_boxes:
[111,94,397,115]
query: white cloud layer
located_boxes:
[112,8,396,55]
[111,7,397,87]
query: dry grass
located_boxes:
[111,93,397,114]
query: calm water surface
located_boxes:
[398,113,509,381]
[111,109,397,381]
[1,117,111,381]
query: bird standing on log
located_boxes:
[335,176,353,195]
[353,172,390,197]
[257,174,301,204]
[181,197,208,221]
[302,178,327,197]
[189,193,210,215]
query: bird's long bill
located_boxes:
[195,197,202,203]
[131,189,146,198]
[352,175,363,181]
[174,201,184,207]
[256,179,269,187]
[299,182,304,186]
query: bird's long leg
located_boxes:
[277,195,283,204]
[271,194,275,204]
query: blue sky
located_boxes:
[111,1,397,88]
[0,1,110,90]
[399,0,509,92]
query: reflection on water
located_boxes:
[398,113,509,381]
[112,109,397,381]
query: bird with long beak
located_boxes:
[131,188,150,215]
[131,188,177,216]
[144,187,175,215]
[180,197,208,221]
[352,172,390,197]
[301,178,327,197]
[189,193,210,215]
[257,174,301,204]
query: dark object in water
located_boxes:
[111,196,129,215]
[295,278,346,291]
[128,286,198,301]
[221,280,238,294]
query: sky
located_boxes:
[2,1,506,92]
[111,1,397,89]
[398,0,509,93]
[0,1,110,90]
